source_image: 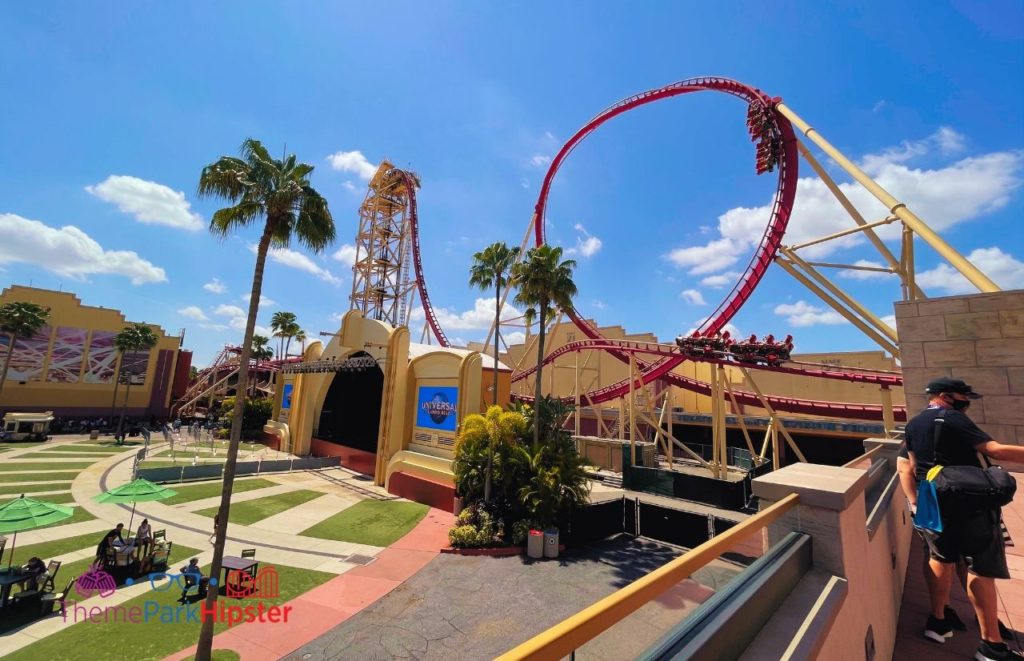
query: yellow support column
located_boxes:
[881,386,895,438]
[574,352,581,437]
[628,353,637,466]
[777,103,1000,293]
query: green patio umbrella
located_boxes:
[0,495,75,569]
[94,479,177,541]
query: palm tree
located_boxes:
[294,329,307,356]
[469,242,518,504]
[0,301,50,403]
[270,311,297,361]
[511,245,577,445]
[113,323,159,444]
[195,138,334,660]
[251,334,273,362]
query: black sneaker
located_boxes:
[946,606,968,631]
[975,640,1024,660]
[926,615,954,643]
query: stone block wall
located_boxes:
[895,290,1024,448]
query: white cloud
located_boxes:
[520,178,530,189]
[177,306,208,321]
[700,272,742,288]
[916,247,1024,295]
[591,300,607,310]
[684,321,742,339]
[503,331,526,345]
[872,100,887,113]
[774,300,847,327]
[530,154,551,167]
[85,175,203,231]
[203,278,227,294]
[250,245,342,285]
[0,213,167,285]
[214,304,245,317]
[881,314,897,329]
[666,238,742,274]
[199,323,228,332]
[664,132,1022,274]
[566,223,602,258]
[342,181,357,192]
[227,315,270,336]
[410,298,522,331]
[332,244,358,266]
[326,150,377,180]
[839,259,895,281]
[680,289,707,305]
[241,293,276,307]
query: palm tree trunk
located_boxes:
[284,336,292,360]
[116,354,134,445]
[532,301,547,446]
[109,356,122,425]
[493,282,500,407]
[0,333,16,403]
[483,281,501,504]
[196,222,274,660]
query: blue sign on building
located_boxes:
[415,386,458,432]
[281,384,293,410]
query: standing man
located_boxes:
[898,377,1023,660]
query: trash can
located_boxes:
[527,529,544,559]
[543,529,560,558]
[90,429,100,440]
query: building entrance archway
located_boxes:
[316,351,384,461]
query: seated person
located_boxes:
[18,557,47,591]
[179,558,209,602]
[135,519,153,559]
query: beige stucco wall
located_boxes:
[895,290,1024,456]
[501,320,904,420]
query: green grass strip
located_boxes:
[0,492,74,507]
[300,499,428,547]
[2,531,108,567]
[6,562,332,659]
[138,459,227,470]
[38,445,127,453]
[0,441,49,449]
[0,481,72,495]
[0,461,94,472]
[161,478,278,506]
[196,490,325,526]
[15,452,109,460]
[0,471,81,483]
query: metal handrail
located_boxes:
[497,493,800,660]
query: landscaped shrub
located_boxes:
[448,504,504,548]
[451,399,591,547]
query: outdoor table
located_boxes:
[220,556,258,595]
[0,568,30,609]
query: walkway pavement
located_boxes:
[894,470,1023,657]
[165,507,455,661]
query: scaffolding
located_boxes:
[349,161,420,327]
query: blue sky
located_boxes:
[2,1,1022,366]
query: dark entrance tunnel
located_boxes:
[316,352,384,454]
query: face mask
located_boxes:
[945,396,970,412]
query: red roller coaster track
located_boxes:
[407,76,907,422]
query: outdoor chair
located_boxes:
[241,549,256,559]
[40,577,75,616]
[150,542,172,570]
[153,529,166,543]
[13,560,60,606]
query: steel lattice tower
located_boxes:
[349,161,420,326]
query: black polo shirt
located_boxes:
[899,406,989,481]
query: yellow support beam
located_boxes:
[778,103,1000,293]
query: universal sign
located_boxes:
[415,385,458,432]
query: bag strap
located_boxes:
[929,409,946,468]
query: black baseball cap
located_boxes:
[925,377,982,399]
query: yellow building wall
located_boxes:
[0,285,181,416]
